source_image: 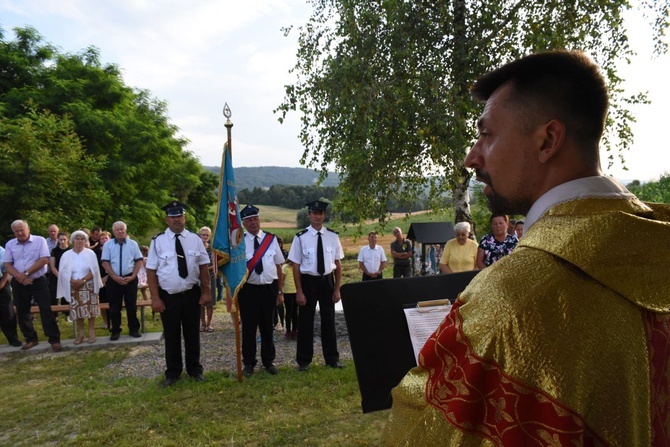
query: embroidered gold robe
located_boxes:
[384,197,670,446]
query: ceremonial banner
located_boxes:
[212,142,247,307]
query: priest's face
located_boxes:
[465,83,538,216]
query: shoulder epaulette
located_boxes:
[152,231,165,240]
[326,228,339,235]
[295,229,308,237]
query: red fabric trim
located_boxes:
[420,300,605,446]
[644,311,670,447]
[246,234,274,274]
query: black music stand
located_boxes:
[340,270,478,413]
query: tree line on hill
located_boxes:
[237,185,337,209]
[205,166,340,191]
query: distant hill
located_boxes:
[205,166,340,190]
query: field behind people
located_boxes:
[0,207,455,446]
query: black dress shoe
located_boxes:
[9,340,23,348]
[110,332,120,341]
[326,362,345,369]
[264,365,279,375]
[162,377,179,388]
[297,364,309,372]
[191,373,205,382]
[129,332,142,338]
[243,365,254,377]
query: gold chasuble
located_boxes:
[384,196,670,447]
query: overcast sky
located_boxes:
[1,0,668,182]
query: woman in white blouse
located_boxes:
[57,230,103,344]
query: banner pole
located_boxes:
[224,103,233,156]
[222,103,243,383]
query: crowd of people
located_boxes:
[354,216,522,281]
[2,202,517,378]
[0,208,523,356]
[0,219,161,349]
[0,199,351,387]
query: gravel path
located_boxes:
[106,311,352,379]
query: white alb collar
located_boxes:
[525,176,634,231]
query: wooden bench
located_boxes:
[29,300,154,335]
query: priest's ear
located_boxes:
[538,119,566,164]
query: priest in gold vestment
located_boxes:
[384,51,670,447]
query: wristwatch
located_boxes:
[277,291,283,295]
[23,271,29,276]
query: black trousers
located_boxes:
[284,293,298,332]
[274,302,285,328]
[0,283,20,344]
[106,276,139,334]
[362,273,383,281]
[296,274,339,367]
[238,282,277,368]
[393,264,411,278]
[159,286,202,379]
[47,273,58,306]
[12,276,60,344]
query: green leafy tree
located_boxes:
[627,175,670,204]
[0,26,216,236]
[296,207,310,228]
[277,0,668,226]
[0,108,105,239]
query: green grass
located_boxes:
[0,346,387,446]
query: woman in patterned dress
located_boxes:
[57,230,103,344]
[475,214,518,269]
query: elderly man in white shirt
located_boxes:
[357,231,387,281]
